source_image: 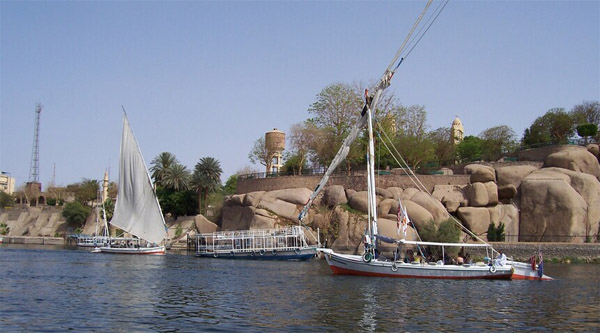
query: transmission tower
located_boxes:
[29,103,42,183]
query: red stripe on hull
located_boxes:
[329,264,512,280]
[511,274,552,281]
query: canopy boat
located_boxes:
[78,190,112,247]
[93,111,168,255]
[194,225,318,260]
[298,0,552,280]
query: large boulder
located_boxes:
[404,200,434,231]
[544,149,600,178]
[323,185,347,207]
[496,165,539,188]
[194,214,218,234]
[465,164,496,183]
[587,144,599,161]
[456,207,491,235]
[376,188,394,199]
[257,197,299,223]
[386,187,404,200]
[378,198,397,216]
[410,191,449,222]
[243,191,265,207]
[483,181,499,205]
[262,188,312,205]
[432,185,467,203]
[545,167,600,240]
[520,177,587,242]
[497,184,518,202]
[487,204,519,242]
[466,182,489,207]
[331,206,365,253]
[401,188,420,200]
[228,194,245,206]
[348,191,381,214]
[221,206,256,230]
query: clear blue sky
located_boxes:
[1,0,598,188]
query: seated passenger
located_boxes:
[496,251,507,266]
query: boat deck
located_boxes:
[194,226,317,260]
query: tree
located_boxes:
[479,125,517,161]
[419,219,461,258]
[456,136,483,162]
[67,179,99,206]
[248,136,277,173]
[156,187,197,219]
[287,121,317,175]
[62,201,91,227]
[576,123,598,144]
[150,152,178,186]
[162,163,191,191]
[0,191,14,208]
[570,100,600,127]
[308,83,363,138]
[222,174,238,196]
[428,127,455,166]
[191,157,223,214]
[522,108,574,145]
[393,104,428,138]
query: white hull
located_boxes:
[322,249,514,280]
[93,245,166,255]
[321,250,553,280]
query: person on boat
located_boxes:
[465,253,473,265]
[496,250,507,266]
[415,252,423,263]
[457,255,464,265]
[405,249,414,263]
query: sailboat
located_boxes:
[93,111,168,255]
[299,1,552,280]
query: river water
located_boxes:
[0,245,598,332]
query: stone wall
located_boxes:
[237,174,471,194]
[491,242,600,262]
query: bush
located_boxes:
[46,198,57,206]
[418,219,461,259]
[0,192,14,208]
[62,201,91,227]
[486,222,505,241]
[0,222,9,235]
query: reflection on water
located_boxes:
[0,245,598,331]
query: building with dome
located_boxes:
[451,116,464,145]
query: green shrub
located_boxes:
[0,222,9,235]
[62,202,91,227]
[487,222,505,241]
[419,219,461,258]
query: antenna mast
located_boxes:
[29,103,42,183]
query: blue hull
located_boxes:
[195,248,317,261]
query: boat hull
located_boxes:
[323,250,513,280]
[94,245,166,255]
[509,260,553,281]
[196,247,317,261]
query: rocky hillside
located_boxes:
[221,144,600,254]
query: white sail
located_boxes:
[110,113,167,245]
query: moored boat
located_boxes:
[94,110,168,255]
[195,226,317,260]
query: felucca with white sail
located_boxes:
[93,111,168,255]
[299,0,552,280]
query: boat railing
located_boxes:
[194,226,313,255]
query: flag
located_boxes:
[538,251,544,278]
[397,200,409,236]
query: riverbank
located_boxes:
[2,237,599,263]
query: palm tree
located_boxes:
[150,152,178,186]
[191,157,223,214]
[163,163,191,191]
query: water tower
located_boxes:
[265,128,285,174]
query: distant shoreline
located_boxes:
[2,236,599,263]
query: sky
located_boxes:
[1,0,598,188]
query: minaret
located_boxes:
[451,116,464,145]
[102,170,109,202]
